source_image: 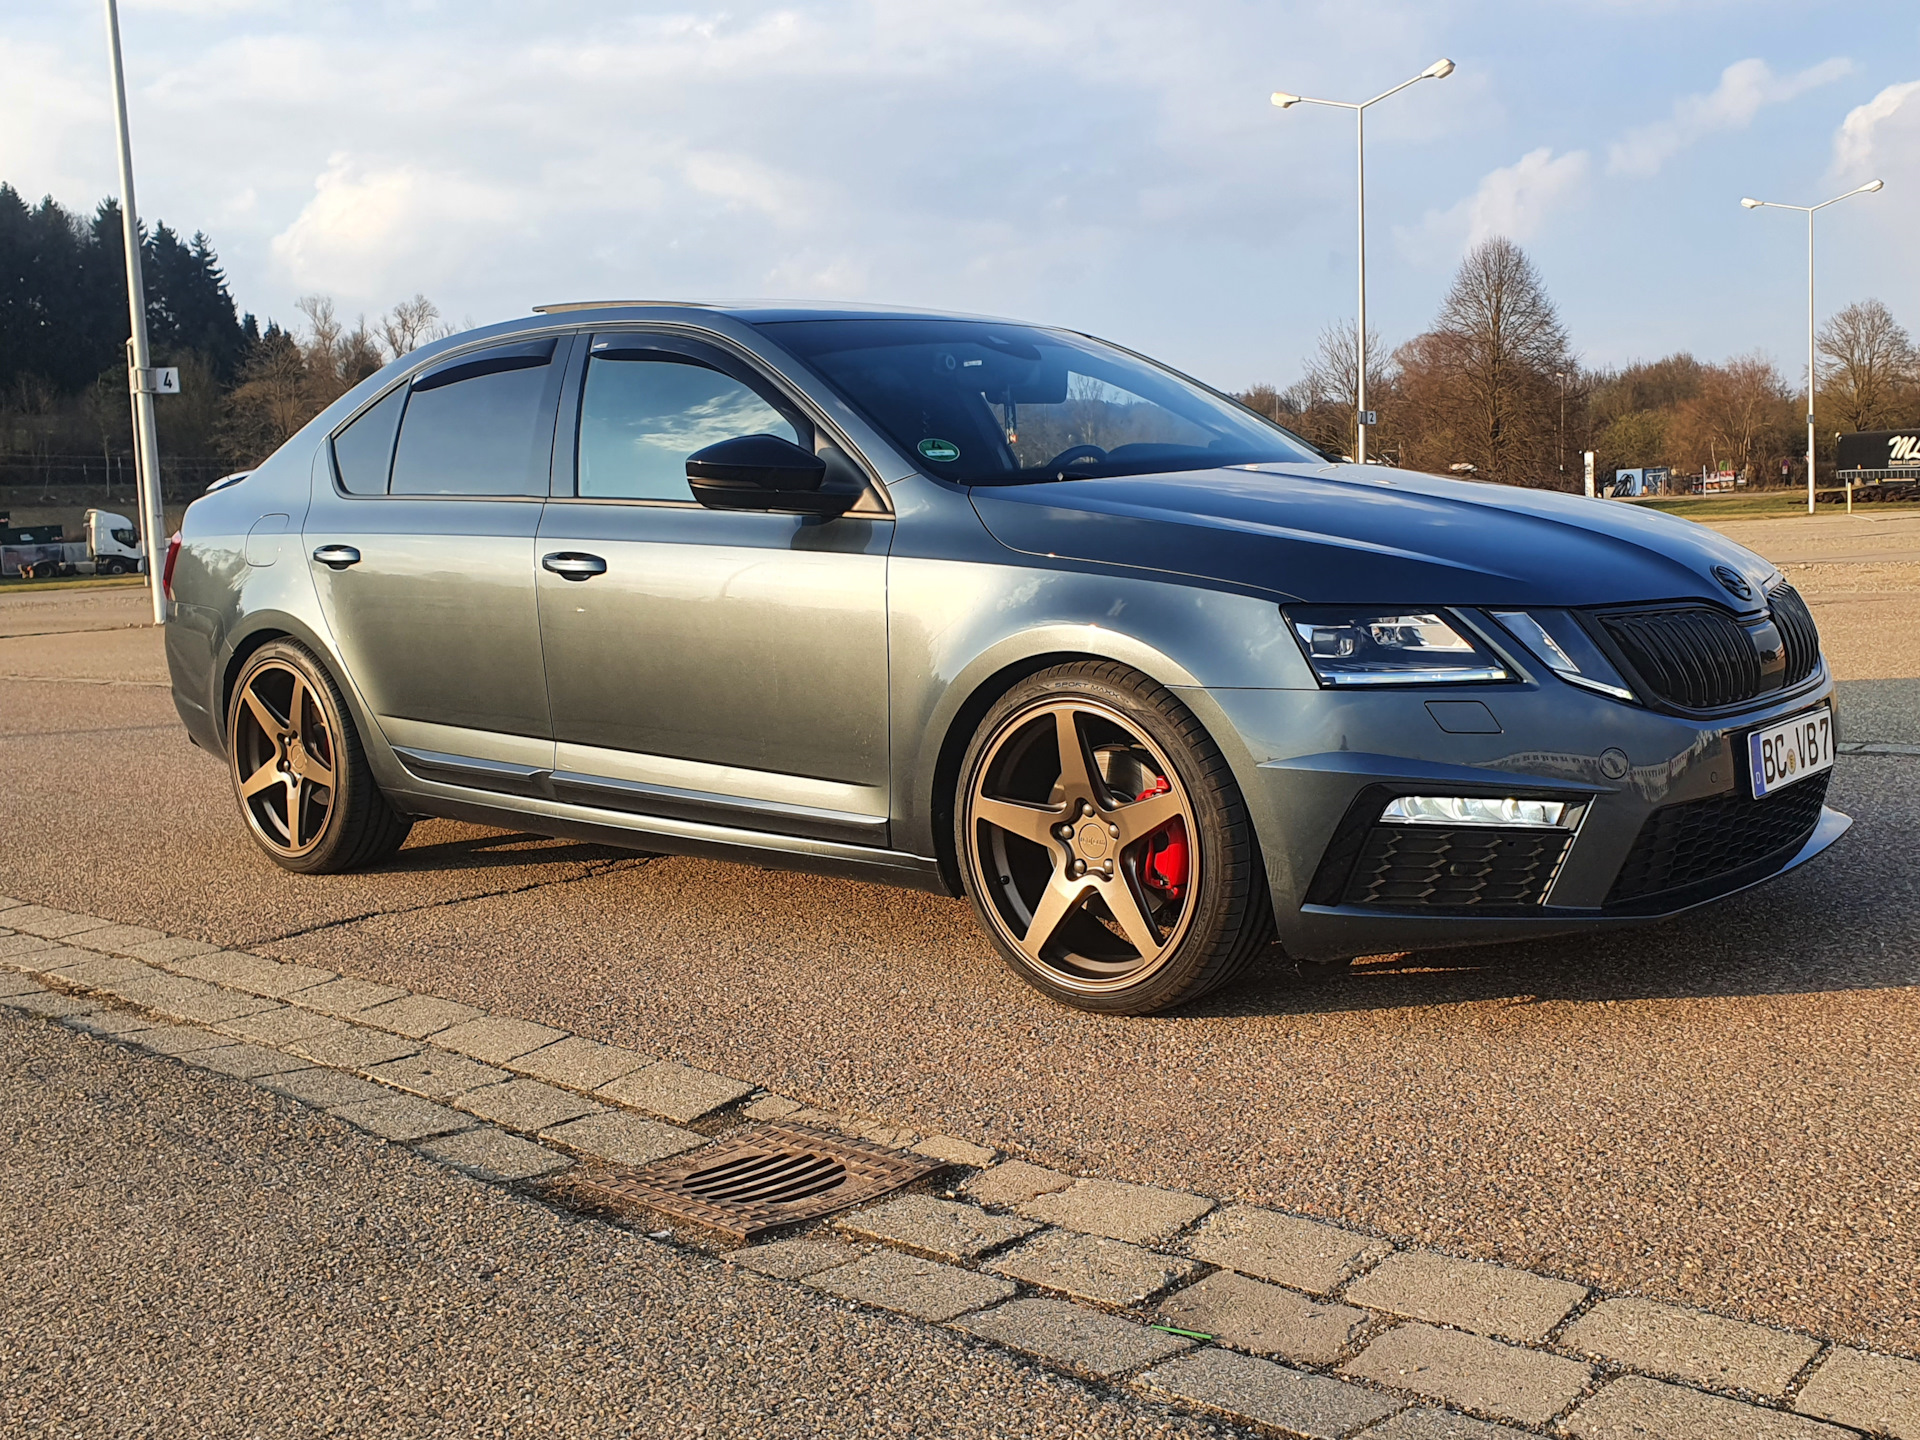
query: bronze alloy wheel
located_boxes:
[965,698,1202,997]
[232,659,338,856]
[225,639,413,874]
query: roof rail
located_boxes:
[531,300,715,314]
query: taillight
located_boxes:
[162,532,183,602]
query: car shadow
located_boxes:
[372,829,641,874]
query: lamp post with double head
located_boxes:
[1272,58,1455,466]
[1740,180,1884,514]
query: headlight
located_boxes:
[1489,610,1635,701]
[1285,607,1510,686]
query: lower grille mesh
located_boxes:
[1606,771,1830,906]
[1342,826,1570,909]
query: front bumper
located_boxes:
[1193,673,1850,963]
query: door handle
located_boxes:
[312,545,361,570]
[542,552,608,581]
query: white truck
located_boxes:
[2,510,147,579]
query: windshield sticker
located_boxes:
[918,438,961,463]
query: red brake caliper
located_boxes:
[1135,776,1188,898]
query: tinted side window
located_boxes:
[331,385,405,494]
[578,355,800,502]
[390,342,563,497]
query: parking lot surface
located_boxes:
[3,515,1917,1374]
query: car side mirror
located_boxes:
[687,434,859,517]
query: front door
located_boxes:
[306,335,570,776]
[534,333,892,844]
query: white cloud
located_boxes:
[1832,78,1920,176]
[1402,147,1590,260]
[1606,57,1852,176]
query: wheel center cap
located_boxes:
[1076,823,1109,858]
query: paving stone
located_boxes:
[807,1249,1017,1323]
[329,1094,474,1142]
[171,951,335,999]
[0,931,60,961]
[852,1121,920,1150]
[216,1007,347,1047]
[0,906,111,938]
[1187,1205,1394,1294]
[125,1024,235,1058]
[597,1060,753,1123]
[1016,1177,1215,1245]
[40,954,156,989]
[414,1126,570,1181]
[103,972,276,1026]
[121,936,221,965]
[730,1238,864,1279]
[455,1078,602,1132]
[507,1035,650,1091]
[1564,1376,1854,1439]
[1342,1250,1587,1343]
[8,944,98,976]
[1157,1270,1370,1365]
[1560,1297,1821,1396]
[962,1160,1075,1207]
[287,1024,421,1071]
[835,1194,1040,1263]
[990,1228,1203,1308]
[0,972,45,996]
[351,993,486,1038]
[741,1094,804,1120]
[539,1112,705,1166]
[366,1049,508,1102]
[292,976,410,1017]
[60,1009,155,1038]
[953,1298,1194,1380]
[1340,1323,1593,1427]
[61,923,167,954]
[912,1133,997,1168]
[429,1015,569,1064]
[2,988,98,1018]
[1137,1348,1400,1440]
[1796,1347,1920,1438]
[1358,1406,1535,1438]
[255,1067,389,1108]
[184,1043,307,1080]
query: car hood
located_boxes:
[968,463,1780,611]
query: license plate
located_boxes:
[1747,706,1834,798]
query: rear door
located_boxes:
[306,335,571,780]
[533,331,892,844]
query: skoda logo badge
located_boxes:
[1712,565,1752,600]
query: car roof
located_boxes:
[530,299,1032,326]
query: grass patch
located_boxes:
[1624,490,1822,522]
[0,574,148,594]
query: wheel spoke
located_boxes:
[974,795,1063,847]
[1053,708,1103,805]
[1017,875,1088,962]
[1111,787,1184,846]
[287,676,309,744]
[285,778,304,849]
[1102,872,1166,960]
[241,685,283,738]
[240,757,281,797]
[290,741,335,789]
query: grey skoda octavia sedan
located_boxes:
[163,303,1848,1013]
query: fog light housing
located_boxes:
[1380,795,1573,828]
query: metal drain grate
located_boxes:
[571,1123,944,1240]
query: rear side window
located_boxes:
[331,386,405,494]
[578,353,800,501]
[389,338,564,496]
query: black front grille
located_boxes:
[1768,582,1821,688]
[1342,826,1570,909]
[1606,770,1830,906]
[1599,584,1822,712]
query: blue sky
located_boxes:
[5,1,1917,391]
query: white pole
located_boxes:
[1355,104,1367,467]
[1583,450,1595,499]
[1805,206,1816,516]
[104,0,167,623]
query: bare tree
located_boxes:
[1299,322,1393,461]
[1669,353,1794,483]
[1818,299,1916,432]
[1394,238,1571,485]
[379,294,452,362]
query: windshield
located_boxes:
[756,318,1323,483]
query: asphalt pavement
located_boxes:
[3,517,1917,1395]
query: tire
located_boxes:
[226,638,412,873]
[954,661,1275,1014]
[104,560,126,575]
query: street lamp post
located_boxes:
[1272,58,1455,467]
[1557,370,1567,482]
[1740,180,1884,515]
